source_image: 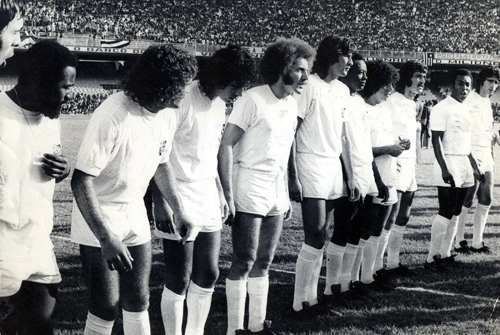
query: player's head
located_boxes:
[360,60,399,103]
[17,40,78,119]
[198,45,258,103]
[312,36,355,79]
[396,60,427,95]
[0,0,25,66]
[339,52,367,94]
[474,66,500,97]
[450,68,472,103]
[260,38,315,94]
[123,44,197,111]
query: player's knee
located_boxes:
[231,257,255,276]
[89,303,119,321]
[463,198,474,208]
[477,194,492,206]
[395,216,410,227]
[121,292,149,312]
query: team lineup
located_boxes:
[1,1,500,335]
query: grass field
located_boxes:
[49,115,500,335]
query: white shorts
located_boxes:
[233,165,289,217]
[472,145,494,172]
[371,186,398,206]
[71,200,151,247]
[154,178,222,242]
[352,163,378,197]
[433,155,475,188]
[297,153,344,200]
[396,158,417,192]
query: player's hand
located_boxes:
[153,199,175,234]
[475,171,486,185]
[388,143,406,157]
[284,200,293,222]
[289,177,303,203]
[177,214,195,245]
[41,153,70,180]
[441,170,456,188]
[398,136,411,150]
[220,194,230,223]
[101,234,134,272]
[225,196,236,226]
[347,180,360,203]
[376,182,390,203]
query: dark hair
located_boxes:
[312,36,356,79]
[18,40,78,89]
[395,60,427,94]
[450,68,472,86]
[359,60,399,99]
[474,66,500,92]
[123,44,197,108]
[351,51,364,62]
[260,38,315,85]
[198,45,257,97]
[0,0,24,32]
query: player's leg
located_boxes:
[440,187,469,260]
[226,212,262,335]
[119,242,152,335]
[454,183,477,253]
[293,198,330,311]
[160,239,194,335]
[185,231,221,335]
[80,244,120,335]
[366,204,393,289]
[471,171,493,252]
[247,214,284,333]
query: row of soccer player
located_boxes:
[1,3,499,334]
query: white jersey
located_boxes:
[295,75,347,158]
[430,96,472,155]
[228,85,298,174]
[0,91,61,296]
[464,90,494,148]
[344,94,373,167]
[383,92,418,159]
[367,103,397,188]
[71,92,176,246]
[170,81,226,182]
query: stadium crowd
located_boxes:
[22,0,500,53]
[60,92,110,115]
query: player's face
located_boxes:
[0,15,23,67]
[41,66,76,119]
[350,60,367,92]
[217,83,243,103]
[451,75,472,103]
[409,71,426,95]
[479,77,499,98]
[332,53,353,78]
[284,57,309,95]
[373,83,394,104]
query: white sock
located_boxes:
[472,204,490,248]
[351,239,366,283]
[308,248,324,306]
[427,215,449,262]
[440,215,458,258]
[387,224,406,269]
[123,310,150,335]
[374,229,390,272]
[455,206,470,248]
[226,278,247,335]
[161,286,185,335]
[293,243,321,311]
[340,243,358,292]
[185,281,214,335]
[84,312,114,335]
[247,276,269,333]
[324,242,344,295]
[360,236,379,284]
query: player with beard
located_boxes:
[0,0,24,67]
[288,35,356,318]
[152,45,257,335]
[218,38,315,335]
[71,45,197,335]
[0,40,76,335]
[454,66,500,255]
[375,61,427,278]
[424,69,483,272]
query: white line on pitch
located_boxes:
[52,235,72,242]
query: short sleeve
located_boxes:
[429,103,447,132]
[227,94,257,132]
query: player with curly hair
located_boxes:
[0,0,24,67]
[152,45,258,335]
[218,38,315,335]
[453,66,500,254]
[71,44,197,335]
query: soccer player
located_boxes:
[454,66,500,254]
[288,35,356,316]
[71,45,197,335]
[377,61,428,277]
[153,45,257,335]
[0,0,24,67]
[424,69,483,272]
[0,40,75,335]
[218,38,315,335]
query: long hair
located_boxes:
[122,44,197,108]
[395,60,427,94]
[312,36,356,79]
[0,0,25,48]
[360,60,399,99]
[260,38,315,85]
[474,66,500,92]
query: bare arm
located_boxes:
[71,169,133,271]
[288,116,303,203]
[372,161,389,203]
[341,120,360,202]
[431,130,455,187]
